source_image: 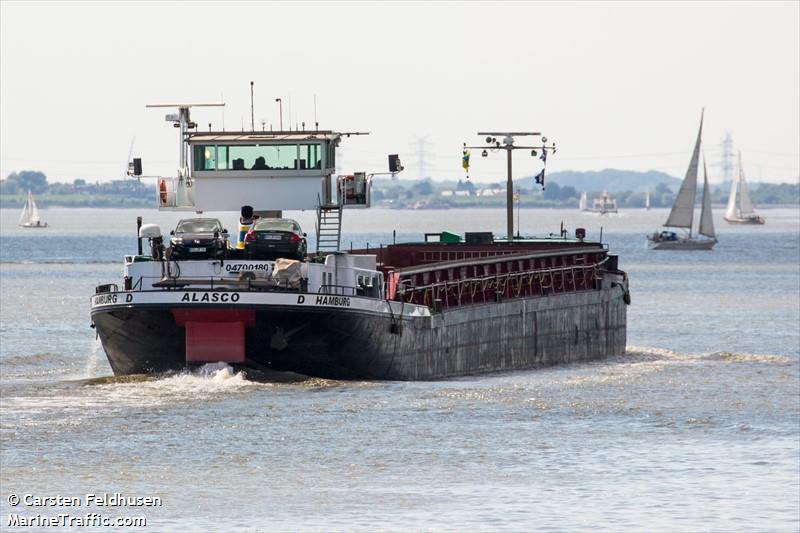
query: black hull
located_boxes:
[92,287,627,380]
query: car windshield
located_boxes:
[254,219,300,232]
[176,219,221,233]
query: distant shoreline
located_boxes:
[0,197,151,209]
[2,203,797,211]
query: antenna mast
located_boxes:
[465,131,556,240]
[250,81,255,132]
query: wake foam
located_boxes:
[86,363,260,407]
[699,351,794,364]
[146,363,251,389]
[625,346,794,364]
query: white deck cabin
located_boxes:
[159,130,360,212]
[141,104,380,214]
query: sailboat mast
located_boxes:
[737,151,743,217]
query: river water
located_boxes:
[1,206,798,531]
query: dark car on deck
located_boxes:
[244,218,307,260]
[170,218,229,260]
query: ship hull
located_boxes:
[647,238,716,250]
[92,286,627,380]
[724,216,765,225]
[582,209,618,215]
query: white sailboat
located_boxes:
[724,151,765,225]
[645,190,651,210]
[17,190,48,228]
[647,110,716,250]
[578,191,588,211]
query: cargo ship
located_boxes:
[90,103,629,379]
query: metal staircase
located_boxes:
[315,198,343,253]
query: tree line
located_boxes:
[371,177,798,208]
[1,171,154,207]
[1,170,797,208]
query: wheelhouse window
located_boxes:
[327,143,335,171]
[192,143,323,171]
[194,145,217,170]
[217,146,229,170]
[299,144,322,169]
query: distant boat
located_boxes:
[17,190,48,228]
[578,191,588,211]
[724,152,765,225]
[645,190,651,210]
[582,191,618,214]
[647,110,716,250]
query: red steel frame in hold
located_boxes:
[393,253,609,308]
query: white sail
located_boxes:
[28,192,41,224]
[645,191,651,210]
[579,191,587,211]
[698,157,716,239]
[738,154,755,215]
[17,194,31,226]
[725,168,739,219]
[665,110,703,229]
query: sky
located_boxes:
[1,1,798,184]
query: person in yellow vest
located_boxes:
[236,205,259,250]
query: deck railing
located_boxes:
[129,275,305,292]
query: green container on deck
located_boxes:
[440,231,462,244]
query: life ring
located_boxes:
[159,179,168,205]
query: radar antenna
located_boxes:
[125,136,136,180]
[464,131,556,240]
